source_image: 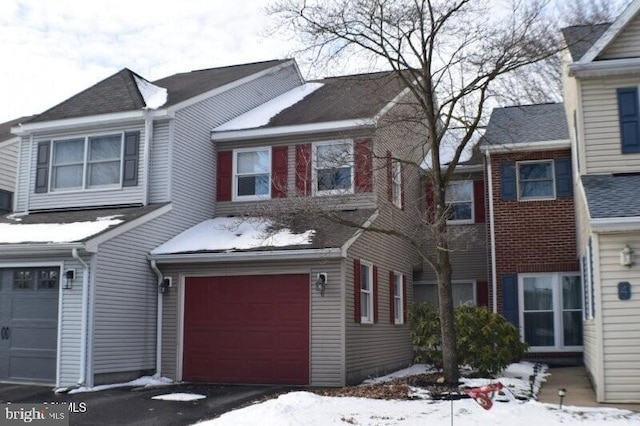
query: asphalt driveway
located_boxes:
[0,382,287,425]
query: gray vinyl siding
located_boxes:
[215,132,378,217]
[159,259,344,387]
[27,122,147,211]
[0,254,89,388]
[171,62,302,226]
[580,76,640,174]
[92,209,179,378]
[148,120,171,203]
[0,141,18,193]
[599,15,640,60]
[15,136,31,212]
[596,232,640,402]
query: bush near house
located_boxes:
[410,303,528,377]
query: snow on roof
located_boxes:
[0,216,124,244]
[422,127,483,169]
[151,217,315,255]
[134,75,168,110]
[214,83,324,132]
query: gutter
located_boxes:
[482,139,571,154]
[590,216,640,233]
[485,150,498,313]
[569,57,640,78]
[0,243,85,256]
[150,248,344,264]
[150,260,164,377]
[72,248,90,386]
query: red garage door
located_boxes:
[183,274,310,385]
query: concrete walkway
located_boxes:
[537,366,640,412]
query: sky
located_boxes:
[0,0,632,124]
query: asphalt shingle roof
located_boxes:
[582,174,640,219]
[482,103,569,147]
[561,23,611,62]
[262,70,410,127]
[0,116,35,143]
[26,60,289,123]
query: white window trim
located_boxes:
[360,260,374,324]
[518,272,583,352]
[415,280,477,306]
[232,146,272,201]
[392,159,402,208]
[48,132,125,193]
[393,271,404,325]
[312,139,354,196]
[516,159,556,201]
[446,180,474,225]
[581,243,595,321]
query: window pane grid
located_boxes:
[518,161,554,199]
[234,149,271,198]
[446,181,473,222]
[360,263,372,322]
[315,142,353,193]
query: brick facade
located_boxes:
[490,149,578,313]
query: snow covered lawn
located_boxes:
[198,363,640,426]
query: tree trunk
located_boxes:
[437,250,458,383]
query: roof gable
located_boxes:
[29,69,146,123]
[577,0,640,63]
[561,23,611,62]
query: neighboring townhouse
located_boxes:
[562,0,640,403]
[0,116,33,214]
[481,103,580,365]
[415,133,489,309]
[150,71,425,386]
[0,59,304,389]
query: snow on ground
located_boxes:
[0,216,124,243]
[65,375,172,394]
[151,217,314,254]
[151,393,206,402]
[362,364,435,385]
[214,83,324,131]
[134,75,167,109]
[199,363,640,426]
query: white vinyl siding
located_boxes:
[148,120,171,203]
[598,14,640,60]
[0,141,18,194]
[595,233,640,402]
[580,77,640,174]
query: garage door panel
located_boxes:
[183,274,309,385]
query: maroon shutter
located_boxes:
[373,265,379,324]
[386,151,393,202]
[477,281,489,307]
[271,146,288,198]
[474,180,486,223]
[402,275,408,323]
[354,259,361,323]
[400,164,405,210]
[295,144,311,196]
[216,150,232,202]
[425,184,434,222]
[354,139,372,193]
[389,271,395,324]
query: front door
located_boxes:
[0,267,59,383]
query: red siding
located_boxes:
[216,150,232,202]
[183,275,310,385]
[354,139,372,193]
[295,144,311,196]
[272,146,288,198]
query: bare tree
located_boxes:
[268,0,562,383]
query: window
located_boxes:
[581,238,595,320]
[360,261,374,323]
[393,272,404,324]
[314,140,353,195]
[12,267,59,291]
[519,273,582,350]
[517,160,555,200]
[233,148,271,200]
[51,134,124,191]
[414,282,476,307]
[392,160,402,208]
[446,181,473,223]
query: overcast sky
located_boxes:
[0,0,631,124]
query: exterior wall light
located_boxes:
[315,273,328,297]
[558,388,566,409]
[620,245,634,267]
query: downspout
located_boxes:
[142,110,153,206]
[485,150,498,314]
[150,260,163,377]
[72,248,90,385]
